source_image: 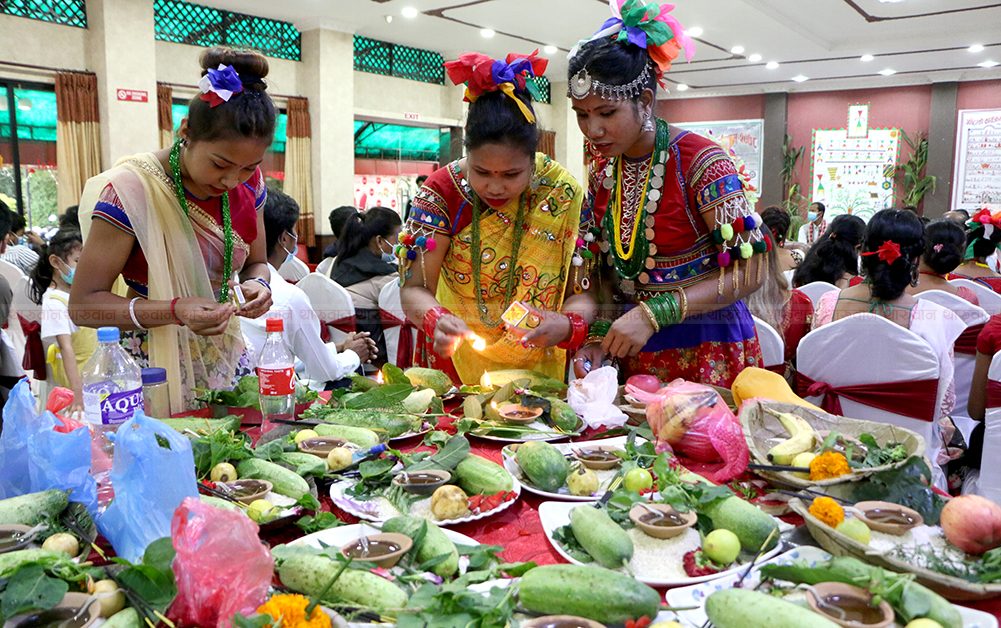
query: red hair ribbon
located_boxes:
[861,240,902,265]
[444,51,548,123]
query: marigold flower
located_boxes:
[809,496,845,528]
[257,593,332,628]
[809,451,851,481]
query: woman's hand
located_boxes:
[175,297,237,335]
[508,305,572,349]
[235,279,273,319]
[602,308,656,359]
[572,343,606,379]
[434,314,472,358]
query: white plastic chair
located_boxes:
[752,316,785,371]
[950,278,1001,316]
[797,314,945,487]
[378,280,415,369]
[976,353,1001,504]
[295,273,356,346]
[277,256,309,283]
[798,281,839,307]
[315,257,334,278]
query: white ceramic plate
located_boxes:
[293,522,479,551]
[329,473,521,527]
[538,500,785,587]
[501,436,644,501]
[665,545,998,628]
[467,419,572,443]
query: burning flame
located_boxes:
[376,371,384,384]
[483,372,492,389]
[469,334,487,351]
[490,401,498,410]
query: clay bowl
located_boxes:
[5,592,101,628]
[521,616,605,628]
[391,469,452,496]
[298,436,349,458]
[497,403,543,425]
[340,533,413,568]
[572,445,624,471]
[628,503,697,539]
[850,501,923,536]
[220,479,273,505]
[806,582,894,628]
[0,525,35,555]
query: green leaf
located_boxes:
[851,457,946,525]
[858,433,879,449]
[820,430,840,452]
[407,435,471,472]
[0,565,68,624]
[359,458,396,479]
[498,561,536,577]
[296,512,343,534]
[423,430,450,448]
[382,364,411,386]
[347,384,415,410]
[296,493,322,511]
[142,538,177,574]
[114,539,178,615]
[232,613,272,628]
[418,552,454,571]
[551,525,593,563]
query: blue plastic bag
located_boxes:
[0,379,34,498]
[97,411,198,563]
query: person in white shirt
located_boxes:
[0,206,40,274]
[797,201,828,245]
[243,190,375,386]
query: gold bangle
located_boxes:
[639,302,660,332]
[675,288,688,322]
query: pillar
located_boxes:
[761,92,789,210]
[551,81,585,186]
[925,82,959,218]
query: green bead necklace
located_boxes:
[470,192,529,328]
[169,139,234,303]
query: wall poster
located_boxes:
[952,108,1001,211]
[675,119,764,196]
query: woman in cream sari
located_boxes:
[71,47,276,411]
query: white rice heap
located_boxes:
[866,525,963,569]
[623,527,703,580]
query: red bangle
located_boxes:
[423,306,451,338]
[171,297,185,327]
[557,313,588,352]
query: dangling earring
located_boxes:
[642,112,656,133]
[529,164,540,192]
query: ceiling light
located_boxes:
[401,7,418,18]
[676,84,689,91]
[748,54,762,63]
[979,60,1000,68]
[791,75,809,82]
[766,61,779,69]
[685,27,703,37]
[480,28,495,38]
[860,54,874,62]
[17,98,31,111]
[731,46,745,55]
[879,68,897,76]
[969,44,985,53]
[544,45,557,55]
[384,14,393,23]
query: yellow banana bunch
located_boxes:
[765,408,817,465]
[650,394,702,445]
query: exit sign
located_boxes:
[404,112,420,121]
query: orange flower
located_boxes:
[809,451,851,481]
[256,593,331,628]
[809,496,845,528]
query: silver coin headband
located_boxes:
[568,63,652,101]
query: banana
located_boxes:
[765,408,817,465]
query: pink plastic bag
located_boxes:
[168,497,274,628]
[628,378,749,483]
[46,387,85,433]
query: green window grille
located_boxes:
[154,0,301,61]
[354,120,441,162]
[532,77,551,105]
[354,36,444,86]
[171,102,287,153]
[1,0,86,28]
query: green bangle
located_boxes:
[589,319,612,338]
[646,292,680,328]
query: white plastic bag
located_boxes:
[567,367,628,430]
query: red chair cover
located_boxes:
[318,315,357,343]
[987,380,1001,409]
[954,322,986,356]
[795,372,938,422]
[18,315,45,378]
[764,363,785,375]
[379,308,415,369]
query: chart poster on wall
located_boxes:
[810,126,900,222]
[952,108,1001,211]
[675,119,764,194]
[354,174,414,214]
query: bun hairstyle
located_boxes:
[185,47,276,144]
[923,219,965,275]
[760,206,790,246]
[860,209,924,301]
[29,229,82,305]
[792,213,865,288]
[966,219,1001,260]
[335,207,403,266]
[464,89,538,157]
[567,37,658,102]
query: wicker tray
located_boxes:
[790,498,1001,601]
[740,399,926,489]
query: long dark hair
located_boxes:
[464,89,538,157]
[30,230,82,305]
[185,47,276,144]
[923,219,966,275]
[335,207,402,265]
[861,209,924,301]
[792,214,865,287]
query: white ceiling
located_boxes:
[198,0,1001,98]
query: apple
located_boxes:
[940,494,1001,555]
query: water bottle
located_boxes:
[81,326,144,504]
[258,317,295,434]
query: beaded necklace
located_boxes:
[169,139,234,303]
[470,192,529,328]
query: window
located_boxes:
[0,84,59,229]
[533,77,551,105]
[354,121,441,162]
[354,36,445,86]
[154,0,301,61]
[1,0,86,28]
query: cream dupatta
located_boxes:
[79,153,245,411]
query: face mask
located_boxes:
[281,231,298,266]
[380,238,396,264]
[808,212,818,222]
[58,260,75,285]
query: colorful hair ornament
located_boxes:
[197,64,244,108]
[445,51,548,124]
[861,240,902,265]
[933,244,944,253]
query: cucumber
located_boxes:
[278,553,408,611]
[570,505,633,569]
[404,367,453,396]
[381,515,459,577]
[453,455,513,495]
[280,452,328,477]
[313,424,383,447]
[199,495,242,512]
[101,608,141,628]
[699,495,779,552]
[518,564,659,624]
[549,399,579,432]
[0,549,68,576]
[236,458,309,499]
[318,409,416,438]
[515,441,569,492]
[159,416,241,434]
[705,589,839,628]
[0,489,69,526]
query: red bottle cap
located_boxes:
[266,318,284,332]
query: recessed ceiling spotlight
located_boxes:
[731,46,745,55]
[676,84,689,91]
[686,27,703,37]
[480,28,495,38]
[384,14,393,23]
[979,60,1000,68]
[792,75,809,82]
[879,68,897,76]
[766,61,779,69]
[401,7,418,18]
[969,44,985,53]
[860,54,874,62]
[748,54,762,63]
[544,45,557,55]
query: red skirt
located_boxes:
[622,336,762,388]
